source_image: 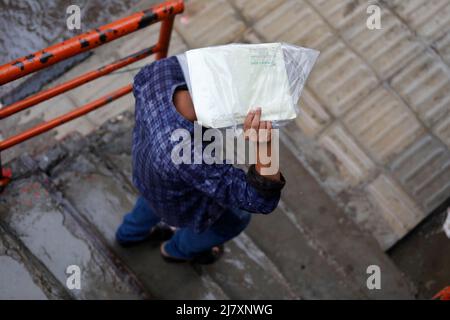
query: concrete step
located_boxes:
[57,118,299,299]
[275,127,416,299]
[0,223,71,300]
[70,112,415,299]
[49,152,227,300]
[246,205,364,299]
[0,159,148,300]
[0,110,417,299]
[202,233,298,299]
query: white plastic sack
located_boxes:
[177,43,319,128]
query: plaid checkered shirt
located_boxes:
[132,56,285,232]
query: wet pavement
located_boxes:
[0,0,154,101]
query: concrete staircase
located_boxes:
[0,111,416,299]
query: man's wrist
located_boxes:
[255,141,281,181]
[247,164,285,196]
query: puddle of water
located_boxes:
[0,256,47,299]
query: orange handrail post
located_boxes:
[155,16,175,60]
[0,0,184,190]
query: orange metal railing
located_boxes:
[0,0,184,190]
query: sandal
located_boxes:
[160,242,224,265]
[117,224,175,248]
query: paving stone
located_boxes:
[294,88,331,137]
[175,0,246,47]
[347,191,402,250]
[236,28,262,44]
[308,41,379,117]
[282,123,389,249]
[253,0,336,50]
[272,137,415,298]
[434,32,450,65]
[67,69,134,106]
[121,28,159,57]
[308,0,374,31]
[15,95,74,126]
[366,174,425,246]
[284,118,409,249]
[17,94,97,140]
[282,123,348,196]
[434,116,450,148]
[390,51,450,129]
[49,54,118,87]
[50,153,227,299]
[389,134,450,213]
[340,5,423,79]
[308,0,425,78]
[318,123,375,188]
[389,0,450,42]
[65,66,137,128]
[54,50,132,106]
[113,23,188,58]
[343,86,425,164]
[230,0,285,23]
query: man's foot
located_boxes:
[160,241,224,265]
[116,224,175,248]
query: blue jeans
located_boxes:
[116,196,251,259]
